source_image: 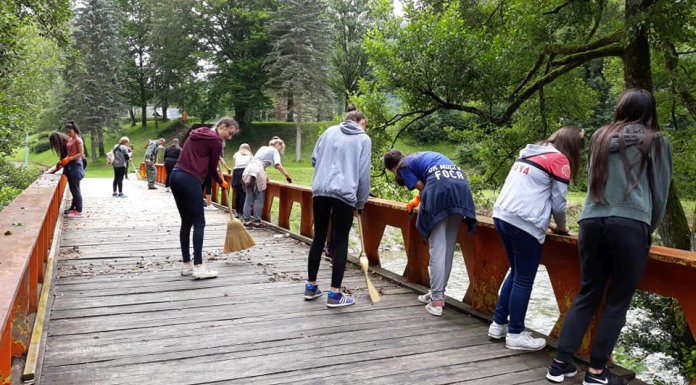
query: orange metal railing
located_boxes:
[0,174,66,384]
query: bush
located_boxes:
[31,140,51,154]
[404,110,467,144]
[0,158,38,211]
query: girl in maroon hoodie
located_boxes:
[170,118,237,279]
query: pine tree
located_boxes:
[65,0,125,160]
[265,0,332,161]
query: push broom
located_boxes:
[357,214,381,303]
[223,187,256,253]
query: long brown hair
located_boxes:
[588,88,661,203]
[383,149,407,186]
[539,126,584,184]
[48,132,70,159]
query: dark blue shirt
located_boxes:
[399,152,455,190]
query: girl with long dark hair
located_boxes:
[546,89,672,384]
[50,121,85,217]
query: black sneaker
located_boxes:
[546,361,577,383]
[583,367,627,385]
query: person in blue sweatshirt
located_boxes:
[383,150,477,317]
[546,89,672,385]
[488,126,584,352]
[303,106,371,308]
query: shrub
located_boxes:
[0,158,38,211]
[31,140,51,154]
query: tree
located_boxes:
[66,0,125,160]
[326,0,374,110]
[0,0,70,156]
[190,0,275,128]
[265,0,333,161]
[120,0,152,127]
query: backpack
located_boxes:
[106,150,115,165]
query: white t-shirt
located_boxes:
[233,152,253,169]
[254,146,281,169]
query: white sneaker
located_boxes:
[417,291,432,304]
[488,321,507,340]
[505,331,546,351]
[165,187,170,192]
[181,263,192,276]
[425,301,443,316]
[192,265,218,279]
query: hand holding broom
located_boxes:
[357,213,381,304]
[223,183,256,253]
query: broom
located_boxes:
[357,214,381,303]
[223,186,256,253]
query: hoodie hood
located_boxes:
[189,127,222,142]
[339,120,366,135]
[519,143,560,159]
[608,124,647,153]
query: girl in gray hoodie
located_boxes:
[303,107,371,308]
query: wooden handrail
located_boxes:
[0,174,65,384]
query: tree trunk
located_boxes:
[97,128,105,158]
[286,97,294,122]
[234,106,253,131]
[162,102,168,121]
[295,101,302,162]
[129,108,136,126]
[658,182,692,250]
[141,104,147,127]
[90,129,97,163]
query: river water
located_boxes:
[354,226,685,385]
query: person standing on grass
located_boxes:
[487,126,584,352]
[111,136,131,198]
[546,89,672,385]
[384,149,477,316]
[303,106,371,308]
[163,139,181,192]
[144,137,165,189]
[242,137,292,228]
[232,143,253,217]
[170,118,237,280]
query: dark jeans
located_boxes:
[164,161,176,187]
[232,169,245,213]
[112,166,126,193]
[307,196,354,288]
[493,218,543,334]
[170,169,206,265]
[555,217,651,369]
[65,161,84,212]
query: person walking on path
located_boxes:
[111,136,131,198]
[241,137,292,228]
[59,121,85,217]
[304,107,371,308]
[144,137,165,189]
[232,143,253,216]
[546,89,672,385]
[170,118,237,279]
[164,139,181,192]
[384,150,477,316]
[487,126,584,352]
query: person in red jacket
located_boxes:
[170,117,238,279]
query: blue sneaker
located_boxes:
[546,361,577,383]
[304,283,322,300]
[327,291,354,308]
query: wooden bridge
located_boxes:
[2,168,696,384]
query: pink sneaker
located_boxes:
[66,210,83,218]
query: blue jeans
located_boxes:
[170,169,206,265]
[493,218,543,334]
[64,161,84,212]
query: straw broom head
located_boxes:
[224,216,256,253]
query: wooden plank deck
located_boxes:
[38,177,571,385]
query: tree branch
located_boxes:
[512,53,546,96]
[549,43,624,66]
[585,0,605,43]
[423,90,493,121]
[389,108,439,149]
[544,30,622,56]
[663,40,696,121]
[543,0,573,15]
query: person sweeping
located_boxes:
[169,117,237,279]
[384,150,477,316]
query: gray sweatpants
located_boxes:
[428,214,463,302]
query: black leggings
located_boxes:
[170,169,206,265]
[164,161,176,187]
[555,217,651,369]
[307,196,354,288]
[113,167,126,193]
